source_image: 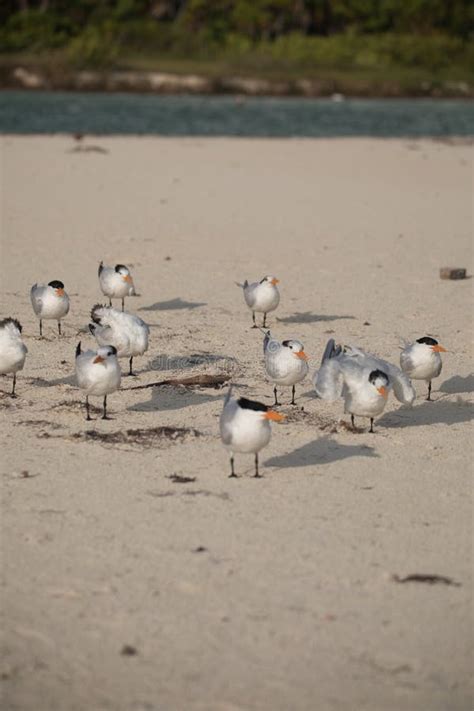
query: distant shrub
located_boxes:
[66,22,120,69]
[0,10,74,52]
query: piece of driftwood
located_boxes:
[439,267,467,280]
[392,573,461,587]
[127,373,231,391]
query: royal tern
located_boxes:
[263,330,309,405]
[75,342,121,420]
[98,262,136,311]
[400,336,447,401]
[89,304,149,376]
[313,339,415,432]
[220,387,284,478]
[0,318,27,397]
[30,280,70,337]
[236,275,280,328]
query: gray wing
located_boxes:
[30,284,45,315]
[243,282,257,308]
[400,347,416,375]
[378,358,416,405]
[220,396,237,445]
[313,357,345,400]
[320,338,342,365]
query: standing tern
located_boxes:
[98,262,136,311]
[89,304,149,376]
[263,330,309,406]
[400,336,447,401]
[236,275,280,328]
[0,318,28,397]
[313,339,415,432]
[75,342,121,420]
[220,387,284,478]
[30,280,70,337]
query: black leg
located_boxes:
[229,455,237,478]
[121,297,125,312]
[426,381,432,401]
[251,311,257,328]
[369,418,374,433]
[102,395,110,419]
[11,373,17,398]
[39,319,42,337]
[263,313,267,328]
[86,396,91,421]
[273,386,280,407]
[128,356,134,376]
[351,414,355,429]
[109,297,112,307]
[254,453,262,478]
[291,384,296,405]
[58,321,62,336]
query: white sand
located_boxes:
[1,135,472,711]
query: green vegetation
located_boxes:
[0,1,473,93]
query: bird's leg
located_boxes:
[128,356,134,376]
[121,297,125,312]
[254,453,262,478]
[109,297,112,307]
[229,455,237,478]
[426,381,432,401]
[251,311,257,328]
[351,414,355,430]
[291,384,296,406]
[11,373,17,398]
[57,321,62,336]
[86,396,91,421]
[39,319,43,338]
[102,395,110,420]
[262,313,267,328]
[273,386,280,407]
[369,418,374,433]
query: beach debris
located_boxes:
[167,474,196,484]
[120,645,138,656]
[439,267,467,280]
[193,546,207,553]
[127,373,231,391]
[71,426,201,448]
[392,573,461,587]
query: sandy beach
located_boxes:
[1,135,472,711]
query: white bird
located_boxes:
[30,280,70,337]
[263,330,309,405]
[88,304,149,376]
[313,339,415,432]
[0,318,28,397]
[236,275,280,328]
[75,342,121,420]
[400,336,447,401]
[98,262,136,311]
[220,387,284,478]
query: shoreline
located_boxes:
[2,65,473,98]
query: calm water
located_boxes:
[0,91,473,136]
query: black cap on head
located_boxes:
[108,345,117,356]
[237,397,268,412]
[48,280,64,289]
[115,264,128,273]
[282,340,291,347]
[0,317,22,332]
[416,336,438,346]
[369,369,389,386]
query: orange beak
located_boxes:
[377,386,388,397]
[123,275,133,283]
[432,344,447,353]
[265,410,285,422]
[271,278,279,285]
[56,288,65,297]
[93,355,105,364]
[296,350,308,361]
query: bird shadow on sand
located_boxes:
[139,297,206,312]
[265,436,378,469]
[378,399,473,429]
[439,374,474,395]
[147,352,237,372]
[276,312,355,325]
[29,374,76,388]
[128,386,223,413]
